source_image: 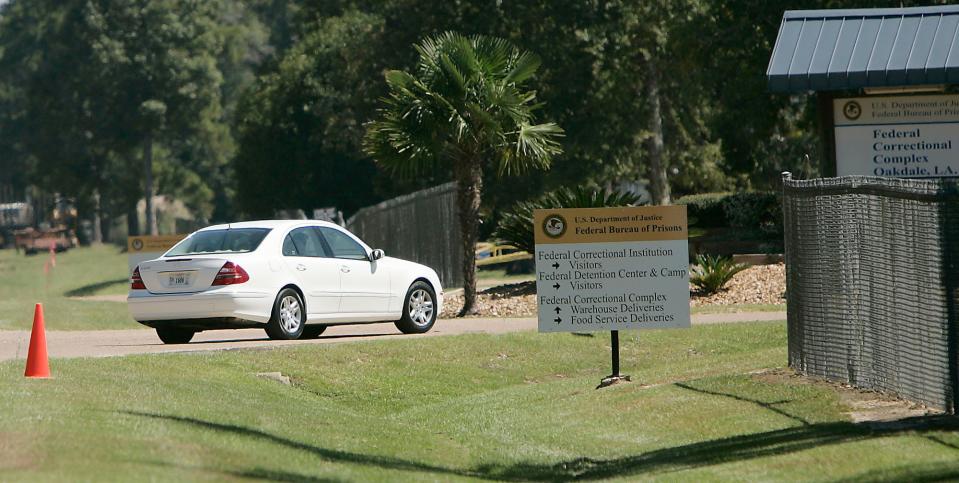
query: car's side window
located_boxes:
[318,227,368,261]
[282,235,299,256]
[283,227,330,257]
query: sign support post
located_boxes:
[533,206,690,389]
[598,330,629,388]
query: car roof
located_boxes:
[197,220,342,232]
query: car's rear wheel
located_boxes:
[395,281,436,334]
[156,327,195,344]
[266,288,305,340]
[301,325,327,339]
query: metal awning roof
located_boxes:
[767,5,959,92]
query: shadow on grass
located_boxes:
[675,381,810,425]
[122,408,959,481]
[64,278,129,297]
[832,461,959,482]
[135,459,346,483]
[122,411,467,478]
[474,415,959,480]
[224,467,346,483]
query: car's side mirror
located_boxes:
[370,249,385,261]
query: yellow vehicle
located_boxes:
[475,242,531,267]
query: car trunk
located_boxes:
[137,256,229,294]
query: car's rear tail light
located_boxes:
[212,261,249,286]
[131,266,146,290]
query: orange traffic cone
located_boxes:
[24,303,50,378]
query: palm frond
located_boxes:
[384,70,414,90]
[365,31,563,180]
[504,51,541,84]
[493,186,643,253]
[513,122,563,166]
[470,35,511,77]
[437,54,467,98]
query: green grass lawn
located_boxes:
[0,245,136,330]
[2,322,957,481]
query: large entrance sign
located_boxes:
[834,94,959,178]
[534,206,690,333]
[534,205,690,387]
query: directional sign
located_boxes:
[534,206,690,333]
[127,235,186,275]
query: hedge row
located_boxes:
[676,191,782,235]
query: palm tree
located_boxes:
[364,32,563,316]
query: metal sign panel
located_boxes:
[534,206,690,333]
[127,235,186,274]
[834,94,959,177]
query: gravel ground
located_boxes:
[690,263,786,306]
[441,282,537,318]
[440,263,786,318]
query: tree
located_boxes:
[364,32,563,315]
[83,0,226,235]
[0,0,236,236]
[585,1,720,205]
[234,10,387,217]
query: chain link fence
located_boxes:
[783,173,959,412]
[347,182,463,289]
[782,173,959,412]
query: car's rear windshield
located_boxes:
[165,228,271,256]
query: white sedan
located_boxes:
[127,220,443,344]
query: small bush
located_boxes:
[494,186,641,253]
[721,192,781,233]
[676,191,783,237]
[675,193,729,228]
[690,254,749,295]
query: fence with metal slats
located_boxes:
[347,182,463,289]
[782,172,959,412]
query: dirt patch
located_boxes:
[0,431,40,471]
[255,372,292,385]
[69,294,126,303]
[752,368,940,423]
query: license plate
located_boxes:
[165,271,192,287]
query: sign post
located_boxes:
[609,329,621,382]
[534,206,690,388]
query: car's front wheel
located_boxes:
[156,327,195,344]
[395,281,437,334]
[265,288,305,340]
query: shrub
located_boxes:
[676,191,783,236]
[721,192,782,235]
[675,193,729,228]
[690,254,749,294]
[494,186,641,253]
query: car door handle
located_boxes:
[340,265,351,273]
[296,264,307,271]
